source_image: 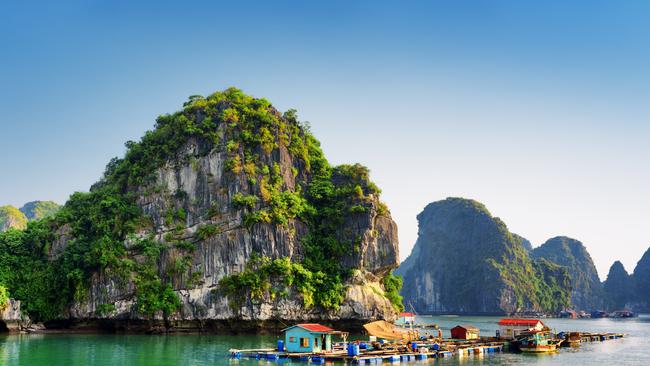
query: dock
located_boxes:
[229,332,625,363]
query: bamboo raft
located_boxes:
[229,332,625,363]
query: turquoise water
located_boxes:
[1,315,648,365]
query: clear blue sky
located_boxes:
[1,0,649,278]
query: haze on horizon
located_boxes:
[1,1,648,279]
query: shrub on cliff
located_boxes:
[0,285,9,311]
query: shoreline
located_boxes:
[2,318,373,335]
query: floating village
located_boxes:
[229,312,626,364]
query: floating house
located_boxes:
[497,319,545,339]
[396,312,415,326]
[450,325,480,340]
[282,324,347,353]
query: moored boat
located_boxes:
[610,310,636,318]
[516,330,564,353]
[559,332,581,347]
[591,310,608,318]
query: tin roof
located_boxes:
[282,323,335,333]
[498,318,544,326]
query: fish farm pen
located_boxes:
[229,331,626,364]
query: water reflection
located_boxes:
[0,316,648,365]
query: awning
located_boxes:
[363,320,419,342]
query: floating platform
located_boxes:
[229,332,624,363]
[230,340,506,363]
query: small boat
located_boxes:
[559,332,581,347]
[610,310,636,318]
[516,330,564,353]
[558,310,578,319]
[590,310,608,318]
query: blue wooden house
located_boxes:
[282,323,343,353]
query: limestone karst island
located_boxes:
[2,1,649,365]
[1,88,648,364]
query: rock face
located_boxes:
[0,89,400,331]
[532,237,602,311]
[515,234,533,252]
[19,201,61,220]
[602,261,632,311]
[68,143,399,327]
[396,198,571,315]
[0,298,23,332]
[0,206,27,232]
[632,247,650,312]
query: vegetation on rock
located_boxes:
[632,247,650,312]
[0,88,399,321]
[0,284,8,311]
[397,197,572,314]
[603,260,632,311]
[19,201,61,221]
[532,236,602,310]
[0,206,28,232]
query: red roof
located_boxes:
[498,318,543,326]
[293,323,335,333]
[400,312,415,317]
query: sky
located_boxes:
[1,0,649,279]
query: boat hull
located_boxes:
[519,344,559,353]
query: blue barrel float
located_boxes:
[347,344,361,356]
[277,340,284,352]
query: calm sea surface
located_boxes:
[1,315,649,365]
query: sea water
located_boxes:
[1,315,649,365]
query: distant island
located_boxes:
[396,197,650,315]
[0,201,60,231]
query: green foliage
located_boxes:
[19,201,61,221]
[603,261,633,311]
[243,210,272,228]
[382,272,404,312]
[0,205,28,231]
[399,198,573,314]
[131,237,181,318]
[532,236,602,310]
[196,223,221,240]
[134,277,180,317]
[0,284,9,311]
[232,193,258,210]
[174,240,196,251]
[0,87,395,320]
[219,255,341,309]
[96,303,116,316]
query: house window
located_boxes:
[289,337,296,343]
[314,338,319,347]
[300,338,309,347]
